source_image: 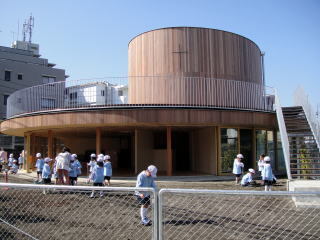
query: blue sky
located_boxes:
[0,0,319,108]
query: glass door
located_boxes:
[240,129,253,171]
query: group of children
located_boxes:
[2,153,24,174]
[34,152,112,194]
[232,153,275,191]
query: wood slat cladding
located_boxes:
[128,27,263,104]
[0,109,276,136]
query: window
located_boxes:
[41,98,55,108]
[3,95,9,105]
[220,128,238,173]
[69,92,77,100]
[118,90,123,96]
[17,74,23,80]
[42,76,56,84]
[5,71,11,81]
[101,90,105,96]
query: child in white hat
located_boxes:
[135,165,157,226]
[241,168,256,186]
[72,154,82,179]
[261,156,274,191]
[8,153,15,168]
[90,159,105,198]
[232,154,244,184]
[103,155,112,186]
[10,160,19,174]
[87,153,97,183]
[35,153,44,182]
[42,157,52,194]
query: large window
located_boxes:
[42,76,56,84]
[256,130,267,161]
[276,131,285,171]
[220,128,238,173]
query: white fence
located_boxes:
[6,77,275,119]
[1,183,320,240]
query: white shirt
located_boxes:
[241,173,253,185]
[232,159,244,174]
[262,163,273,181]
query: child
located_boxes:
[232,154,244,184]
[257,154,265,179]
[90,159,105,198]
[87,153,97,183]
[69,155,78,186]
[35,153,44,182]
[42,157,52,184]
[10,160,19,174]
[72,154,82,179]
[103,155,112,186]
[42,157,52,194]
[18,153,24,170]
[53,159,59,184]
[135,165,157,226]
[262,156,274,191]
[8,153,15,168]
[241,168,256,186]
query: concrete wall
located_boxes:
[191,127,217,175]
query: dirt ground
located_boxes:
[0,174,319,240]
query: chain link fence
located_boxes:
[0,183,156,240]
[1,184,320,240]
[159,189,320,240]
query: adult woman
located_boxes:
[55,147,71,185]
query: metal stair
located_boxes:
[282,106,320,179]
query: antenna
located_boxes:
[22,14,34,43]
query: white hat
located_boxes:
[13,159,17,163]
[90,153,96,158]
[97,154,104,162]
[103,155,111,160]
[147,165,157,178]
[44,157,52,163]
[264,156,271,162]
[36,153,41,158]
[71,154,77,159]
[97,158,104,162]
[237,154,244,159]
[9,153,13,158]
[249,168,255,174]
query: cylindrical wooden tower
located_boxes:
[128,27,264,106]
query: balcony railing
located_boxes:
[6,77,275,119]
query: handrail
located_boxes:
[6,77,275,119]
[294,87,320,151]
[274,89,292,180]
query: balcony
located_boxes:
[6,77,275,119]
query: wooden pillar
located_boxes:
[166,127,173,176]
[96,127,101,155]
[25,133,32,172]
[134,129,138,174]
[48,130,53,159]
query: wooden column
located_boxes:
[166,127,173,176]
[25,133,32,172]
[96,127,101,155]
[134,129,138,174]
[48,130,53,159]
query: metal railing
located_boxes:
[6,77,275,119]
[274,90,292,180]
[0,183,156,240]
[294,87,320,151]
[1,183,320,240]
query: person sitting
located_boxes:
[241,168,256,186]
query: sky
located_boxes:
[0,0,319,108]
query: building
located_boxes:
[0,27,286,176]
[0,40,67,152]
